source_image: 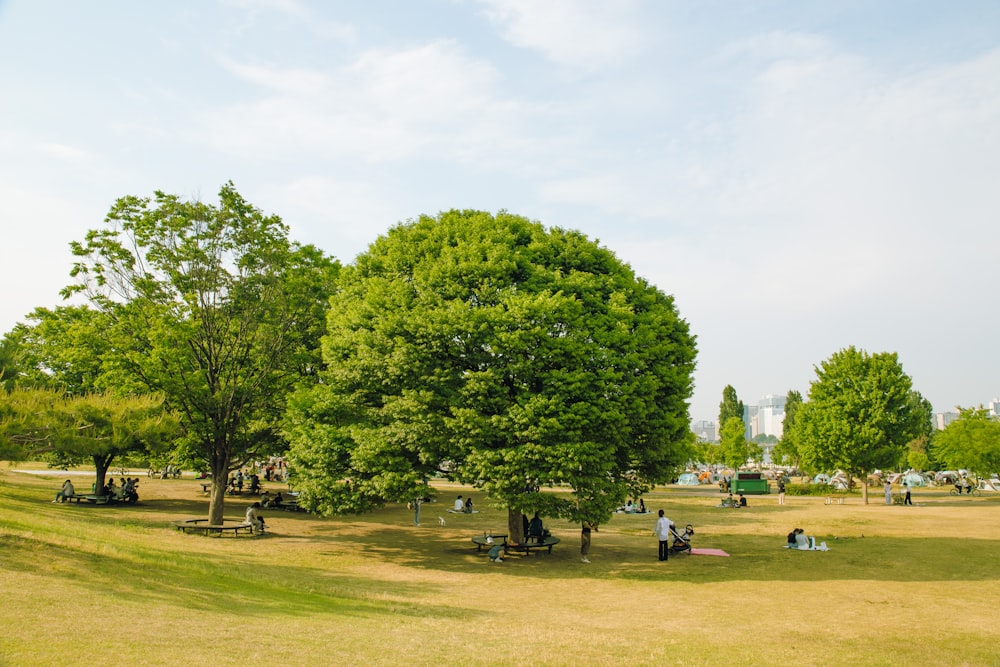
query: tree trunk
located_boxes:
[208,457,229,524]
[507,508,525,544]
[93,454,112,495]
[861,472,869,504]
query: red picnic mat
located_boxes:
[689,548,729,557]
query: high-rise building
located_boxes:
[692,420,717,443]
[757,394,786,439]
[934,412,959,430]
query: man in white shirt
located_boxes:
[453,495,464,511]
[653,509,675,561]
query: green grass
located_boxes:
[2,465,999,667]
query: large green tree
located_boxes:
[932,407,1000,478]
[64,183,339,523]
[789,347,932,503]
[283,210,696,542]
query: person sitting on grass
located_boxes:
[464,496,474,513]
[54,479,76,503]
[788,528,815,549]
[453,495,464,511]
[738,494,747,507]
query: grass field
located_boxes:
[2,464,999,667]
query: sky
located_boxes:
[1,0,998,424]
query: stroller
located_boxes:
[669,524,694,554]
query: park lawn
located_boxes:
[2,465,999,667]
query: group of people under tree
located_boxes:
[227,470,261,495]
[53,476,139,504]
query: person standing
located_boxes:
[580,521,594,563]
[903,482,912,506]
[884,480,892,505]
[777,478,786,505]
[654,510,674,561]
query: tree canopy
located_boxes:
[63,182,339,522]
[789,346,932,502]
[932,407,1000,476]
[719,384,744,429]
[284,210,696,534]
[772,389,803,467]
[0,387,177,488]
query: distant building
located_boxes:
[989,399,1000,419]
[934,412,959,430]
[692,420,717,443]
[743,394,786,440]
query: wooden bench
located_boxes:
[173,518,255,537]
[65,495,110,504]
[510,536,560,555]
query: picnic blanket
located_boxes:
[689,548,729,557]
[783,543,829,551]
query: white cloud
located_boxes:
[205,40,531,164]
[476,0,645,68]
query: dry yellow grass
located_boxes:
[2,464,999,666]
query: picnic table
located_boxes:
[470,534,560,555]
[471,534,507,552]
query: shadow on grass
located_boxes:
[0,530,479,622]
[8,471,1000,593]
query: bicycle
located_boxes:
[950,487,981,497]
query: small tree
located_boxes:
[719,416,757,471]
[772,389,803,467]
[789,347,932,503]
[0,387,176,489]
[719,385,744,430]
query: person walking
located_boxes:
[884,480,892,505]
[580,521,594,563]
[903,482,912,506]
[777,478,786,505]
[653,510,674,561]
